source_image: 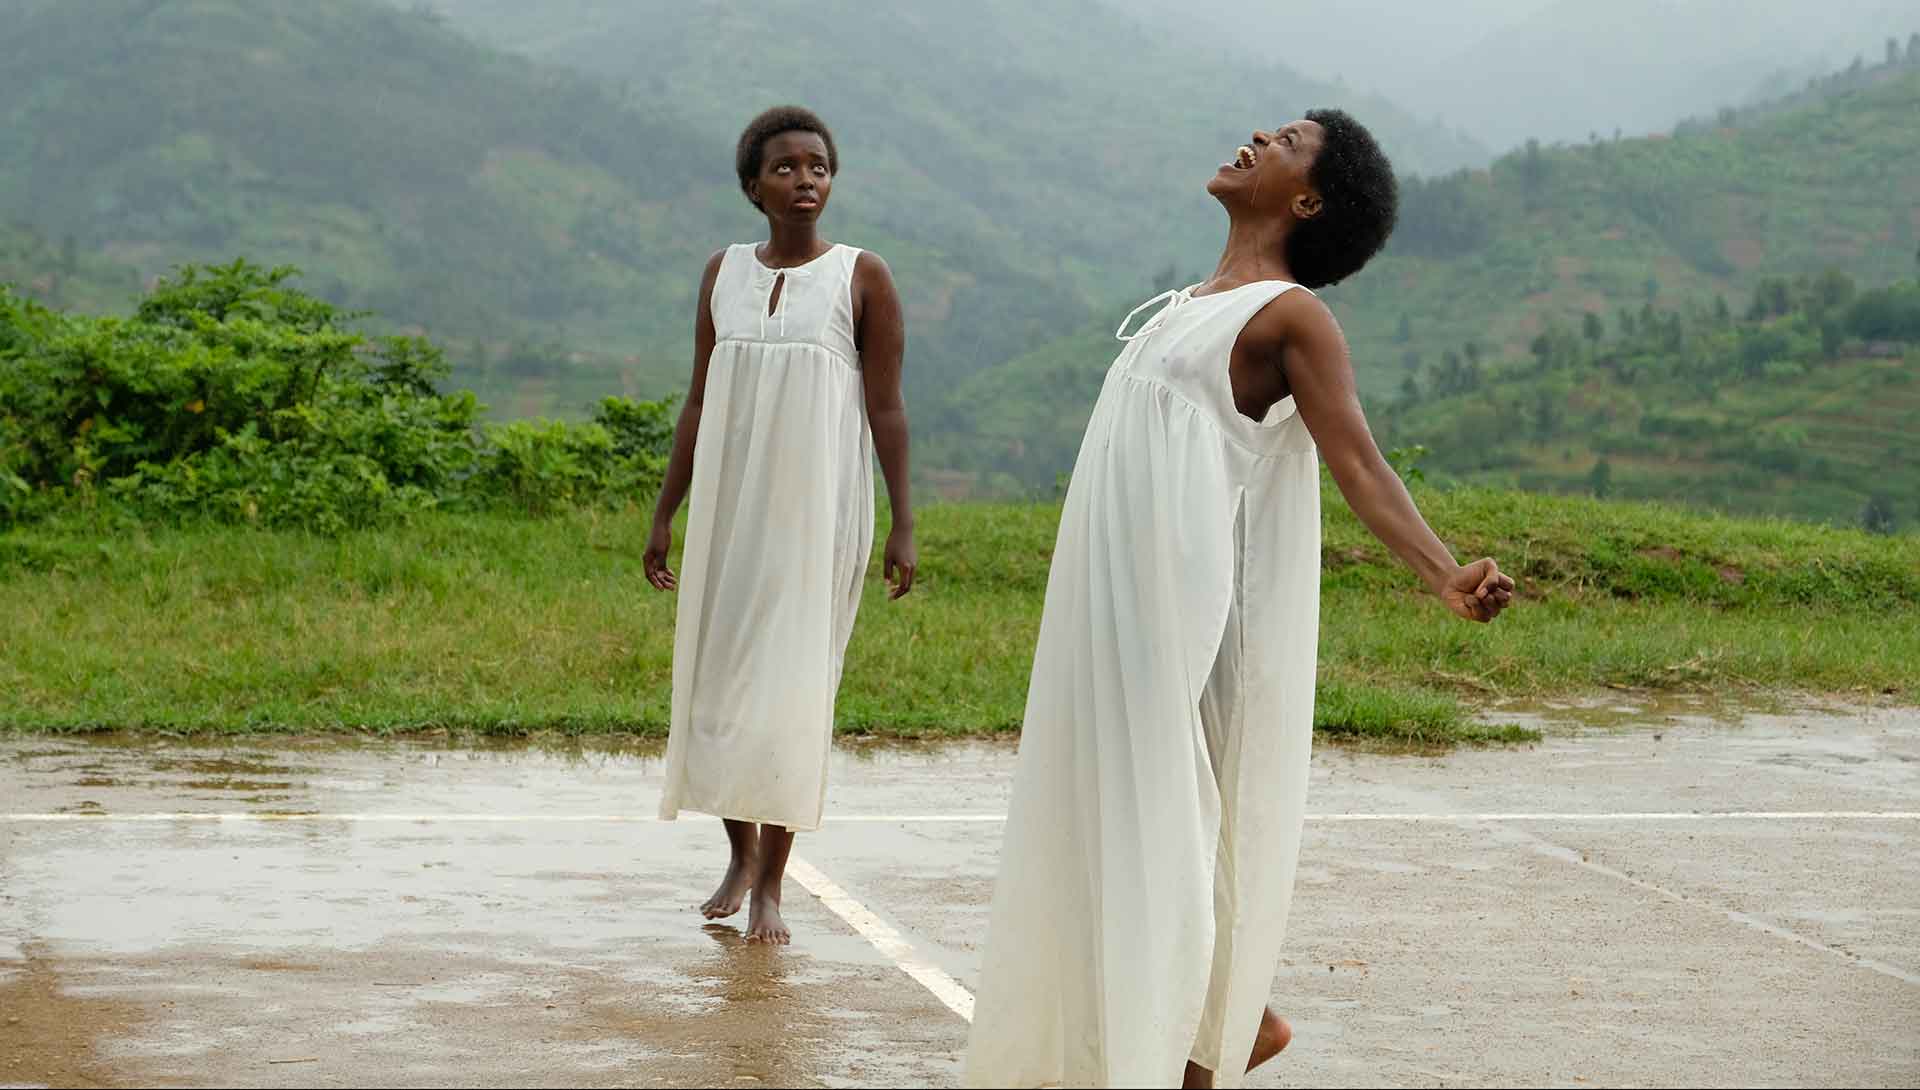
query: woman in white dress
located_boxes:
[645,106,916,945]
[964,110,1515,1088]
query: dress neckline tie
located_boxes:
[1116,286,1193,342]
[752,264,815,339]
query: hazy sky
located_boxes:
[1108,0,1918,152]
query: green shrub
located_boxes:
[1,260,673,531]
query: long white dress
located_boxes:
[658,243,874,833]
[965,281,1322,1089]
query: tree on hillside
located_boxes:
[1908,33,1919,64]
[1394,172,1494,257]
[1430,349,1483,397]
[1845,282,1920,340]
[1583,312,1605,342]
[1532,390,1562,438]
[1888,37,1901,67]
[1861,493,1897,535]
[1518,139,1549,205]
[1821,320,1845,359]
[1749,278,1792,320]
[1809,268,1856,314]
[1530,331,1553,371]
[1587,458,1613,499]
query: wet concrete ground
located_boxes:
[2,700,1917,1088]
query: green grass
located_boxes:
[3,487,1916,746]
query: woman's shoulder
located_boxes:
[846,246,892,280]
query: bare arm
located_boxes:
[643,249,725,592]
[1255,291,1513,622]
[854,251,916,599]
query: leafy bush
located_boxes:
[1,261,673,531]
[1846,281,1920,341]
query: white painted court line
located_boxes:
[1313,811,1920,822]
[3,811,1916,823]
[1506,827,1920,988]
[786,855,977,1024]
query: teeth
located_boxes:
[1235,145,1256,168]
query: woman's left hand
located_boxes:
[884,526,917,600]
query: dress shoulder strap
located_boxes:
[834,243,864,281]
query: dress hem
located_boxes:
[659,803,821,834]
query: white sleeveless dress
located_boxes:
[965,282,1322,1088]
[658,243,874,833]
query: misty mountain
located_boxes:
[409,0,1491,296]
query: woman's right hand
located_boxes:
[644,520,677,591]
[1438,558,1514,622]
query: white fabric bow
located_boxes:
[1115,286,1193,342]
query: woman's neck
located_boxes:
[760,220,828,266]
[1205,215,1295,291]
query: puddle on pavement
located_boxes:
[1480,688,1799,734]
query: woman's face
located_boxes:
[1205,119,1325,223]
[752,131,834,223]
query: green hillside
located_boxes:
[2,2,1914,517]
[1374,272,1920,530]
[0,223,142,315]
[936,61,1920,510]
[0,0,1081,417]
[1337,60,1920,388]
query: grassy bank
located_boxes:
[2,486,1916,746]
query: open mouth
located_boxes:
[1231,144,1257,170]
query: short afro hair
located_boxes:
[1286,108,1398,289]
[735,105,838,211]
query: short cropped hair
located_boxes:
[735,105,838,211]
[1287,108,1398,288]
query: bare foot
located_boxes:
[1247,1006,1292,1072]
[745,888,790,945]
[1181,1007,1293,1088]
[700,849,757,920]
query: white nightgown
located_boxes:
[658,243,874,833]
[965,281,1322,1088]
